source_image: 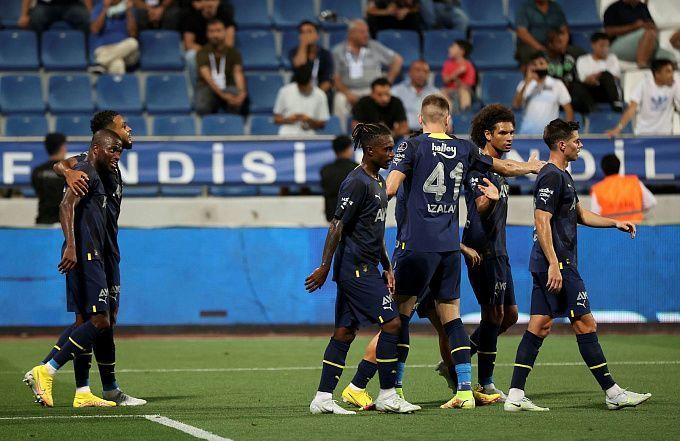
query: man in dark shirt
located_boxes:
[545,30,591,113]
[31,133,67,225]
[289,21,334,95]
[515,0,569,67]
[352,77,409,139]
[19,0,90,33]
[320,136,358,222]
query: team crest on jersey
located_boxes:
[431,142,457,159]
[393,142,408,164]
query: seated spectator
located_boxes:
[591,154,656,223]
[419,0,468,32]
[273,66,330,136]
[195,18,247,115]
[392,60,440,131]
[576,32,624,113]
[512,51,573,134]
[515,0,568,67]
[133,0,181,31]
[320,136,358,222]
[440,39,476,113]
[90,0,140,75]
[545,30,590,113]
[332,20,403,124]
[31,133,67,225]
[604,0,676,68]
[608,59,680,137]
[19,0,90,33]
[352,77,409,139]
[366,0,420,38]
[288,21,333,94]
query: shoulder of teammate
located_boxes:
[74,161,101,189]
[462,139,494,171]
[391,135,420,173]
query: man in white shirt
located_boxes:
[608,59,680,136]
[391,60,441,131]
[512,52,574,135]
[576,32,624,112]
[273,65,330,136]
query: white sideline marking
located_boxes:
[0,414,232,441]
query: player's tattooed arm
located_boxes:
[386,170,407,199]
[475,178,500,217]
[490,152,546,177]
[576,203,636,238]
[305,218,344,292]
[54,156,89,196]
[380,240,394,295]
[58,188,83,274]
[535,209,562,293]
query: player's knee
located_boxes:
[90,313,111,331]
[381,316,402,335]
[501,308,519,331]
[333,327,356,343]
[74,314,85,327]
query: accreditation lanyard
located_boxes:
[346,47,367,80]
[209,53,227,90]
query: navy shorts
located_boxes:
[394,250,461,302]
[530,267,591,319]
[105,256,120,312]
[468,256,516,306]
[66,255,110,316]
[335,274,398,329]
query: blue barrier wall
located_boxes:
[1,226,679,326]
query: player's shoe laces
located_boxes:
[341,385,373,409]
[435,360,457,392]
[310,397,356,415]
[504,396,549,412]
[23,365,54,407]
[605,389,651,410]
[472,384,502,406]
[440,391,475,409]
[374,393,421,413]
[73,392,117,408]
[102,389,147,406]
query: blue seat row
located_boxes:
[232,0,363,30]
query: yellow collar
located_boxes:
[426,132,452,140]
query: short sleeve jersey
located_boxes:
[332,167,389,281]
[390,133,493,252]
[462,169,509,258]
[70,161,108,260]
[529,163,579,272]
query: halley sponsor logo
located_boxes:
[431,142,457,159]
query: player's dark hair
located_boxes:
[206,17,226,28]
[651,58,675,74]
[297,20,318,32]
[332,135,352,154]
[529,50,547,62]
[453,39,472,58]
[351,123,391,151]
[469,104,515,148]
[543,119,580,151]
[90,110,119,134]
[601,154,621,176]
[591,31,609,43]
[44,132,66,156]
[90,128,122,150]
[292,64,313,85]
[371,77,391,89]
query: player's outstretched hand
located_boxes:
[58,246,77,274]
[528,152,547,174]
[461,245,482,268]
[547,262,562,294]
[64,169,89,197]
[478,178,500,201]
[305,266,330,292]
[616,221,636,239]
[383,269,395,295]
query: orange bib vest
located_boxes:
[590,175,644,222]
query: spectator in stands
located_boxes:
[133,0,181,31]
[515,0,568,67]
[366,0,420,38]
[352,77,409,139]
[90,0,140,75]
[591,154,656,223]
[419,0,468,32]
[195,18,247,116]
[607,59,680,137]
[31,133,67,225]
[440,39,476,113]
[320,135,358,222]
[288,21,333,95]
[576,32,624,113]
[273,66,330,136]
[392,60,440,131]
[604,0,676,68]
[545,30,590,113]
[19,0,90,33]
[332,20,403,124]
[512,51,573,134]
[672,30,680,51]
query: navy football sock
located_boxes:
[395,314,411,387]
[477,320,501,386]
[51,321,100,368]
[444,318,472,392]
[447,364,458,390]
[350,359,377,389]
[318,338,350,393]
[469,326,480,357]
[376,332,399,390]
[577,332,616,391]
[42,324,76,364]
[510,331,544,391]
[94,327,118,391]
[73,352,92,388]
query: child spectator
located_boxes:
[441,39,476,113]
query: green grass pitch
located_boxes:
[1,334,679,440]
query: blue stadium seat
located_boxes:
[281,30,299,68]
[588,111,631,135]
[556,0,601,28]
[570,31,592,52]
[479,71,523,105]
[232,0,272,30]
[152,115,197,136]
[433,72,443,88]
[507,0,525,27]
[95,74,143,113]
[48,74,93,114]
[139,30,184,70]
[249,115,279,135]
[5,115,48,137]
[145,74,191,114]
[41,30,87,70]
[461,0,508,30]
[246,73,284,114]
[0,75,44,114]
[423,30,466,70]
[272,0,316,30]
[470,31,517,70]
[327,29,346,49]
[55,114,92,136]
[451,112,475,134]
[236,30,280,70]
[0,0,23,27]
[201,114,246,135]
[125,115,148,136]
[318,116,342,135]
[319,0,363,29]
[560,111,585,128]
[377,30,420,67]
[209,185,259,196]
[0,30,39,70]
[49,21,73,30]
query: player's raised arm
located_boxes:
[576,203,636,238]
[490,152,546,177]
[57,187,83,274]
[305,218,344,292]
[54,156,89,196]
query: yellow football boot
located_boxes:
[440,390,475,409]
[73,392,117,408]
[473,384,502,406]
[23,365,54,407]
[341,385,374,409]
